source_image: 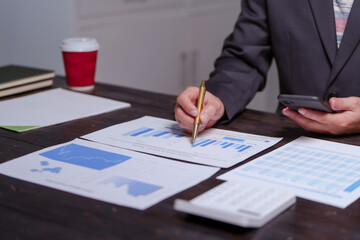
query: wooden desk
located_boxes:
[1,77,360,240]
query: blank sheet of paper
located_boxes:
[0,88,130,132]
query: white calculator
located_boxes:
[174,181,296,228]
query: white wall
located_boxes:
[0,0,279,113]
[0,0,75,75]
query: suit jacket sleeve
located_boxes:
[206,0,273,121]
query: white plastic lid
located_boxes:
[60,38,100,52]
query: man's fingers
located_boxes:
[330,97,360,112]
[296,108,332,123]
[174,103,195,132]
[200,93,225,126]
[175,87,225,134]
[176,87,200,117]
[282,108,328,133]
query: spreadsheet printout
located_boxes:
[82,116,282,168]
[218,136,360,208]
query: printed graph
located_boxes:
[31,161,62,174]
[40,144,132,170]
[122,126,272,153]
[83,116,282,168]
[100,176,163,197]
[123,125,186,139]
[191,136,266,152]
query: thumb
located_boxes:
[330,97,359,111]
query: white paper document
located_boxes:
[0,139,219,210]
[0,88,130,132]
[82,116,282,168]
[218,136,360,208]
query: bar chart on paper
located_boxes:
[124,127,254,152]
[82,116,282,168]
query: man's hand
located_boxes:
[282,97,360,135]
[174,86,225,133]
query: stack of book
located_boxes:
[0,65,55,98]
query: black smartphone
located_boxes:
[277,94,335,113]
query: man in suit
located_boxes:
[175,0,360,135]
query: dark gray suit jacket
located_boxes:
[207,0,360,120]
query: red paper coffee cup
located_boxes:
[60,38,100,91]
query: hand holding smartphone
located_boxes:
[277,94,335,113]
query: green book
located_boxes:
[0,65,55,131]
[0,65,55,91]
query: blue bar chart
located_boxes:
[192,137,253,152]
[122,126,268,154]
[123,126,185,139]
[83,116,282,168]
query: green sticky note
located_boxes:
[1,126,39,132]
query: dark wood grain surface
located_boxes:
[1,77,360,240]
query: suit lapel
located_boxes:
[308,0,337,66]
[329,0,360,82]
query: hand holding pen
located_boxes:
[192,80,206,143]
[174,80,225,142]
